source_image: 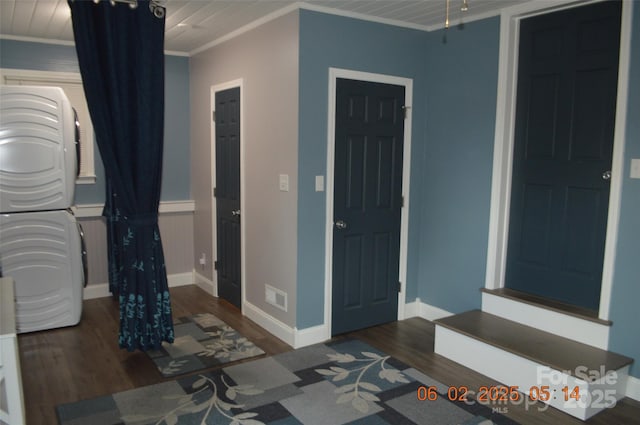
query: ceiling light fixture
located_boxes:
[445,0,469,30]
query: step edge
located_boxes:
[481,288,612,326]
[482,290,610,349]
[434,312,634,381]
[434,326,629,420]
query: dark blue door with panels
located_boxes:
[505,1,621,310]
[332,78,405,335]
[215,87,241,308]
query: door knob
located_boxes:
[335,220,347,229]
[602,170,611,181]
[231,209,241,216]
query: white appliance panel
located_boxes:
[0,210,83,333]
[0,86,77,212]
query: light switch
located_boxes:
[315,175,324,192]
[279,174,289,192]
[631,159,640,179]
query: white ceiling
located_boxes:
[0,0,532,55]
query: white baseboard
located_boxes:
[193,270,217,297]
[294,324,330,349]
[169,271,196,287]
[404,298,454,322]
[243,301,295,348]
[627,375,640,401]
[83,271,195,300]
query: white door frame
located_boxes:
[324,68,413,337]
[211,79,246,313]
[484,0,633,321]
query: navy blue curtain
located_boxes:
[68,0,174,351]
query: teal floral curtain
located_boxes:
[68,0,174,351]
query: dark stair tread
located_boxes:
[434,310,633,382]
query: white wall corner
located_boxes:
[169,271,195,287]
[627,375,640,402]
[404,298,422,318]
[83,283,111,300]
[243,301,295,348]
[293,324,330,349]
[194,270,217,297]
[405,298,454,322]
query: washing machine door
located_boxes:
[0,86,77,212]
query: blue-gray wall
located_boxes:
[297,10,427,328]
[0,39,191,203]
[608,4,640,380]
[297,9,639,379]
[419,19,499,313]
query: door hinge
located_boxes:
[214,260,219,270]
[401,196,405,208]
[402,105,410,119]
[397,281,402,292]
[213,187,217,197]
[212,110,216,122]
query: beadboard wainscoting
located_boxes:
[74,201,195,299]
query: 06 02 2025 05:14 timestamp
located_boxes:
[416,385,583,403]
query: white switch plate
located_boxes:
[279,174,289,192]
[630,159,640,179]
[315,175,324,192]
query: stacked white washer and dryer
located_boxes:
[0,85,86,333]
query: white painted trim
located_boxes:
[403,298,454,322]
[293,324,329,349]
[599,0,633,320]
[0,34,188,57]
[482,292,610,350]
[194,270,217,297]
[244,301,327,349]
[72,200,195,218]
[0,34,76,47]
[324,68,413,338]
[243,301,295,348]
[403,299,421,319]
[484,0,632,322]
[82,271,195,300]
[211,80,246,314]
[627,375,640,402]
[298,2,429,32]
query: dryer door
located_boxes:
[0,209,83,332]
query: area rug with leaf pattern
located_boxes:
[146,313,265,377]
[57,339,520,425]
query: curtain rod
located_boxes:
[85,0,166,18]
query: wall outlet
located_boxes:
[630,159,640,179]
[199,253,206,268]
[315,175,324,192]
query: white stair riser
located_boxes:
[482,292,609,349]
[434,325,628,420]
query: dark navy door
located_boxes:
[215,87,241,308]
[332,78,405,335]
[505,1,621,310]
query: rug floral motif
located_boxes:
[146,313,265,377]
[57,340,520,425]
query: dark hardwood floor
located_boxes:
[17,285,640,425]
